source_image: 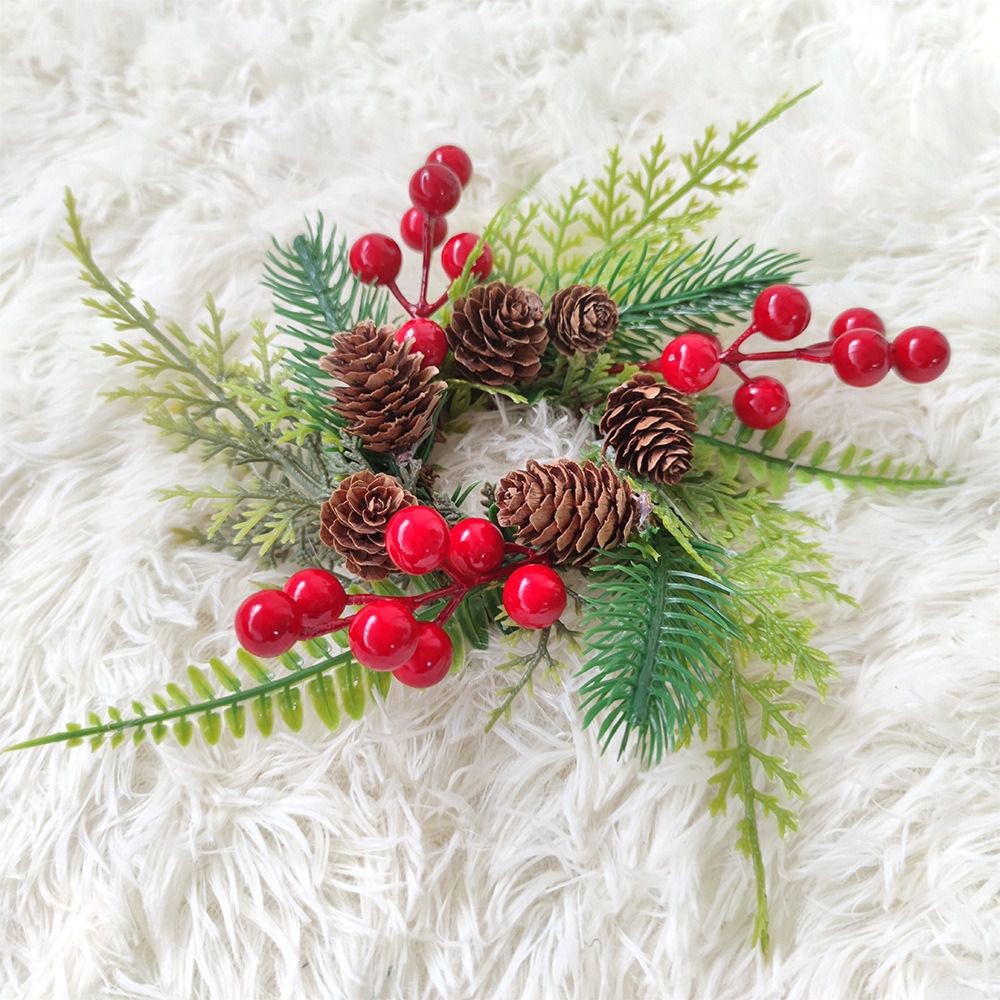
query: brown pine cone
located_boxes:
[546,285,619,355]
[319,470,416,580]
[599,373,696,485]
[446,282,547,385]
[496,458,639,564]
[319,321,446,454]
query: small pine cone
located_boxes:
[319,321,446,454]
[319,470,417,580]
[546,285,619,355]
[496,459,639,565]
[599,373,696,485]
[446,282,548,385]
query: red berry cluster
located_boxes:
[656,285,950,429]
[234,507,566,690]
[347,145,494,370]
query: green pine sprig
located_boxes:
[578,535,741,766]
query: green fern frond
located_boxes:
[707,652,809,953]
[692,395,954,492]
[489,87,816,292]
[263,214,390,436]
[4,638,388,753]
[578,536,742,766]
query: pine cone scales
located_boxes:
[319,470,416,580]
[547,284,619,355]
[496,459,639,564]
[320,321,445,454]
[447,282,548,385]
[600,373,696,484]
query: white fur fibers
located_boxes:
[1,1,999,998]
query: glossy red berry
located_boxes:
[753,285,812,341]
[234,590,301,658]
[409,163,462,216]
[829,306,885,340]
[426,145,473,187]
[392,621,453,688]
[395,318,448,368]
[891,326,950,383]
[348,601,418,671]
[385,505,450,575]
[732,376,790,430]
[348,233,402,285]
[660,332,721,393]
[399,208,448,252]
[503,564,566,630]
[830,329,891,387]
[283,569,347,636]
[440,233,493,281]
[447,517,506,580]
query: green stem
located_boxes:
[484,627,552,732]
[5,652,352,751]
[694,433,951,490]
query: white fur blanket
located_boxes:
[1,1,998,998]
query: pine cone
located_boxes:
[319,470,417,580]
[446,282,548,385]
[496,459,639,564]
[546,285,619,355]
[319,321,446,454]
[599,373,696,485]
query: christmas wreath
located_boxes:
[10,88,955,950]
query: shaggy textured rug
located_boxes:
[2,1,998,998]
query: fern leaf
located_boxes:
[4,639,389,753]
[692,395,954,492]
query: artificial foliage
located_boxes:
[9,93,956,953]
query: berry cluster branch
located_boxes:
[651,284,950,430]
[236,507,567,690]
[346,145,494,368]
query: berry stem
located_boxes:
[385,279,417,318]
[419,286,453,319]
[416,213,434,314]
[720,340,833,366]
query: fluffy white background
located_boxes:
[1,1,998,998]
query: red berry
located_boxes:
[392,621,453,688]
[448,517,506,580]
[753,285,812,341]
[891,326,950,383]
[348,601,418,671]
[732,376,790,430]
[830,329,891,387]
[234,590,301,658]
[348,233,402,285]
[829,306,885,340]
[409,163,462,216]
[385,505,450,575]
[395,318,448,368]
[440,233,493,281]
[660,333,721,393]
[503,564,566,630]
[399,208,448,251]
[426,145,473,187]
[283,569,347,636]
